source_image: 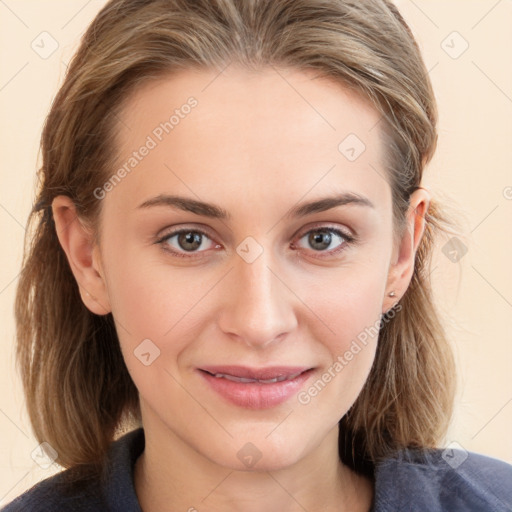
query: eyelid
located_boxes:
[156,224,216,242]
[294,221,354,241]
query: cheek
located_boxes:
[103,253,206,407]
[104,252,204,343]
[294,260,388,411]
[105,235,389,350]
[101,244,232,394]
[316,272,384,342]
[104,233,389,394]
[300,251,388,347]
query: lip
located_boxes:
[197,366,314,409]
[199,365,312,380]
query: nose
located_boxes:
[217,248,298,349]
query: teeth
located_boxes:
[212,371,303,383]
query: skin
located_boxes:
[52,66,430,512]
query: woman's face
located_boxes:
[86,66,410,470]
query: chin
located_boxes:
[203,435,307,473]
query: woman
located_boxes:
[3,0,511,510]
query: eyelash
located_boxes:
[155,225,356,260]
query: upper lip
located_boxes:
[199,365,312,380]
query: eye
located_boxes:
[156,228,219,258]
[156,225,355,260]
[293,226,354,258]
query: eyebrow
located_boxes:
[137,192,374,220]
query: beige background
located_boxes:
[1,0,511,504]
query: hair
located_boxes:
[16,0,456,479]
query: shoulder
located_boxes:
[0,428,145,512]
[0,467,105,511]
[373,446,512,511]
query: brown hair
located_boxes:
[15,0,456,476]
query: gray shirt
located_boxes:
[2,428,511,511]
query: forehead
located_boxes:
[109,65,389,215]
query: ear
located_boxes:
[382,187,430,313]
[51,195,111,315]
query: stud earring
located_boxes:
[388,291,396,297]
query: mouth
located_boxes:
[197,366,315,409]
[202,371,304,384]
[198,365,313,382]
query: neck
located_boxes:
[134,416,373,512]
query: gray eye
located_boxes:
[298,229,346,252]
[176,231,203,251]
[307,230,334,251]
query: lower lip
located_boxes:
[197,369,314,409]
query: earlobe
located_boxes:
[383,188,431,313]
[51,195,111,315]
